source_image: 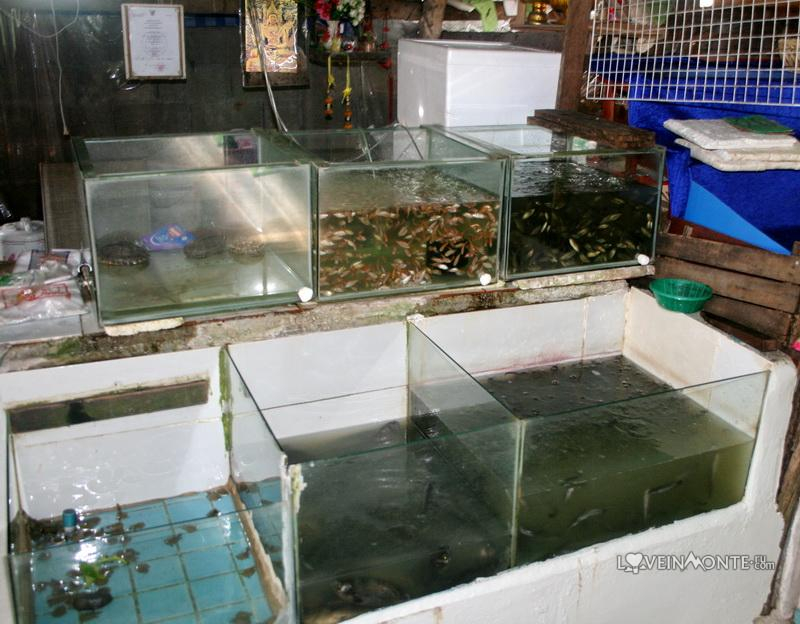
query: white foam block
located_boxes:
[665,118,797,150]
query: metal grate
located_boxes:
[587,0,800,105]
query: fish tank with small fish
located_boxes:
[434,125,665,280]
[74,132,313,326]
[228,323,521,623]
[3,348,297,623]
[412,294,768,568]
[259,127,505,300]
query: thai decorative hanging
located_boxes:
[324,55,335,121]
[342,55,353,129]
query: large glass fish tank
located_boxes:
[260,127,505,300]
[74,132,313,325]
[227,290,768,622]
[435,125,665,281]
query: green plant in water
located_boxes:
[77,556,127,587]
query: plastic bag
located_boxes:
[0,279,87,324]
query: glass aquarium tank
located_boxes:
[4,348,295,623]
[260,127,505,300]
[225,298,768,622]
[229,323,520,622]
[74,132,313,325]
[434,125,665,280]
[412,295,768,568]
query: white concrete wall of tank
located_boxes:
[1,348,229,522]
[346,288,796,624]
[229,322,408,441]
[766,501,800,623]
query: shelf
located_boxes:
[309,48,392,66]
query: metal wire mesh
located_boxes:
[587,0,800,105]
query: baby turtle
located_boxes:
[184,231,226,260]
[333,577,407,609]
[97,234,149,268]
[227,233,267,262]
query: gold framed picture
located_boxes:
[241,0,309,88]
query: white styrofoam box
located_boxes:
[397,39,562,127]
[262,387,407,441]
[229,322,407,410]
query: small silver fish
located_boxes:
[568,508,603,529]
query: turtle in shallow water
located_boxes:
[97,233,149,268]
[227,233,267,262]
[183,230,226,260]
[333,577,407,609]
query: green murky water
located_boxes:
[287,356,756,622]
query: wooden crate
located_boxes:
[656,232,800,349]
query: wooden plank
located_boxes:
[700,312,780,351]
[703,295,794,340]
[555,0,593,110]
[8,379,210,433]
[419,0,448,39]
[659,233,800,285]
[40,162,88,250]
[657,256,800,313]
[778,384,800,519]
[528,109,656,148]
[666,217,754,247]
[515,264,653,290]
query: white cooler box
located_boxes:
[397,39,561,127]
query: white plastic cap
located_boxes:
[479,273,492,286]
[636,254,651,266]
[298,287,314,303]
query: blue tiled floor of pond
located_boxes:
[17,488,285,624]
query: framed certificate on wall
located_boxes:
[122,4,186,80]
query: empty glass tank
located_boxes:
[74,132,313,325]
[5,349,295,623]
[436,125,664,280]
[262,127,505,300]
